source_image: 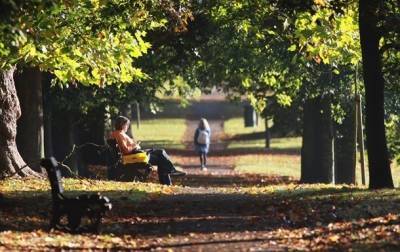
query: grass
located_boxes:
[233,148,400,187]
[130,118,186,150]
[227,137,302,151]
[224,117,265,136]
[234,154,301,179]
[223,116,301,151]
[230,136,302,179]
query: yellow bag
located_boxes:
[122,152,149,165]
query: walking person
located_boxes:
[194,118,211,171]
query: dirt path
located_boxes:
[148,94,297,250]
[177,92,234,174]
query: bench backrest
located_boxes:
[40,157,64,198]
[106,138,122,164]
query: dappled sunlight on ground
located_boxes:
[2,95,400,250]
[1,178,400,250]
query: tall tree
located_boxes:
[301,96,333,183]
[0,0,189,178]
[358,0,394,188]
[15,67,43,172]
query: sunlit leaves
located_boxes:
[276,93,292,106]
[0,0,171,86]
[293,7,361,66]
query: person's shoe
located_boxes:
[201,166,207,171]
[170,169,186,176]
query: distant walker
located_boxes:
[194,118,211,171]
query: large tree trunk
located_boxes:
[75,106,106,176]
[42,72,54,157]
[0,67,38,178]
[300,97,333,183]
[15,67,44,172]
[334,102,356,184]
[51,108,79,174]
[359,0,393,188]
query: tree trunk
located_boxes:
[15,67,44,172]
[359,0,393,188]
[265,117,271,149]
[75,106,106,171]
[52,108,78,174]
[300,97,333,183]
[120,104,133,137]
[0,67,38,178]
[334,102,356,184]
[42,73,54,157]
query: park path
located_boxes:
[176,91,236,175]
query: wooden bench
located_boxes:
[105,138,152,182]
[40,157,112,233]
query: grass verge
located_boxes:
[131,118,186,150]
[224,117,265,137]
[234,154,300,179]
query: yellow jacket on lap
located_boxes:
[122,152,149,165]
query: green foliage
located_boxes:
[0,0,191,86]
[195,1,304,110]
[386,115,400,163]
[292,7,361,66]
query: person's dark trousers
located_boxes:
[158,173,172,185]
[148,149,175,185]
[199,152,207,168]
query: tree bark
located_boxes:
[334,102,356,184]
[75,106,106,172]
[0,67,38,178]
[15,67,44,172]
[42,73,54,157]
[265,117,271,149]
[300,97,333,183]
[51,107,78,174]
[359,0,394,188]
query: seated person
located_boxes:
[110,116,185,185]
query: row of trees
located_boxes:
[0,0,191,176]
[177,0,399,188]
[1,0,399,189]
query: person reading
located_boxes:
[110,116,185,185]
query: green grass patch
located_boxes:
[131,118,186,149]
[234,154,300,179]
[227,137,302,151]
[393,161,400,187]
[270,137,302,149]
[224,117,301,151]
[224,117,265,136]
[233,150,400,188]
